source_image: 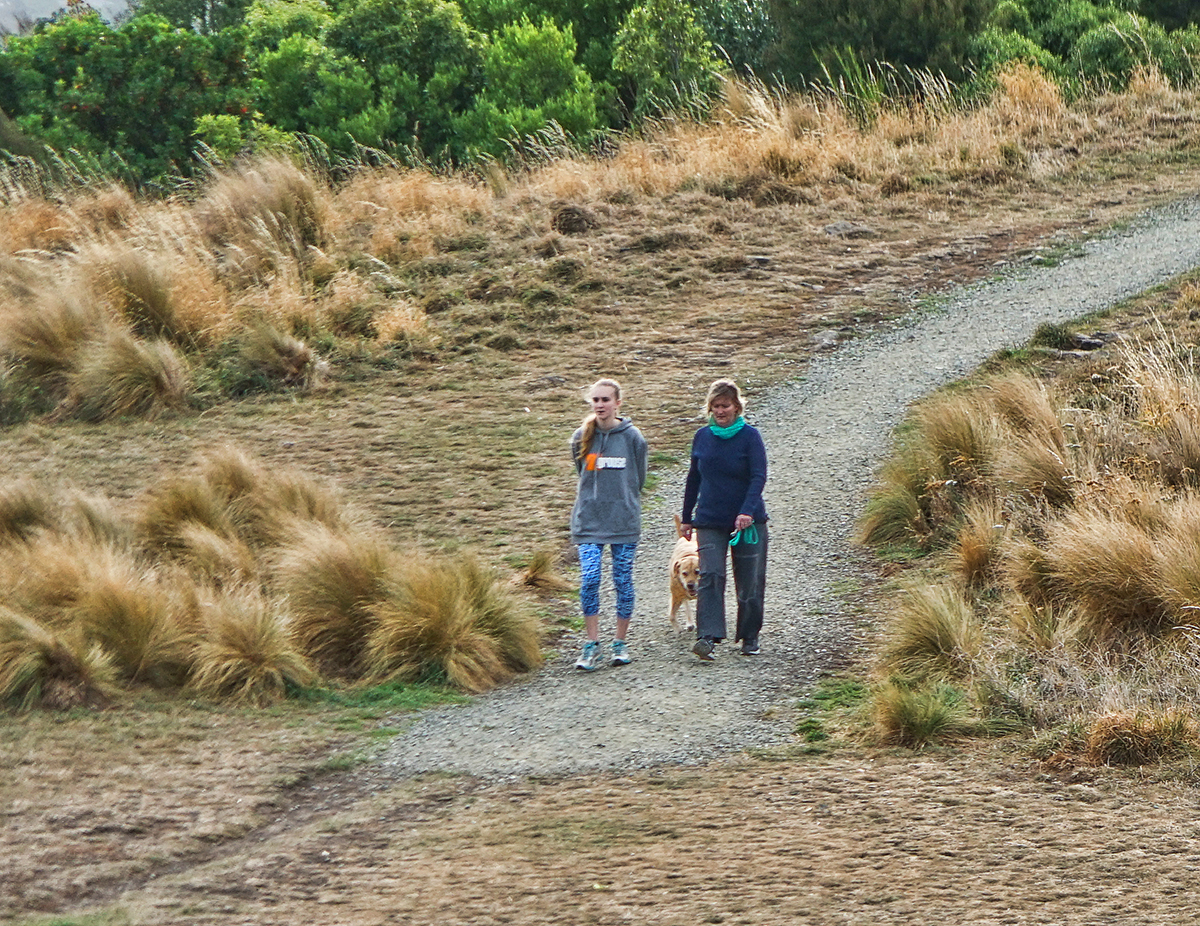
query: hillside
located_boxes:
[4,74,1200,925]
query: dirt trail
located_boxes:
[381,195,1200,781]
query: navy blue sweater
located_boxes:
[681,423,769,532]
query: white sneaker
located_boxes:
[575,640,602,671]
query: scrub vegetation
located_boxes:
[857,276,1200,765]
[4,43,1200,926]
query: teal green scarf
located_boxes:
[708,415,746,439]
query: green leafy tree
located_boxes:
[454,16,599,156]
[133,0,253,34]
[1136,0,1198,30]
[765,0,995,86]
[326,0,482,159]
[0,13,250,177]
[692,0,778,78]
[612,0,724,117]
[1071,13,1198,87]
[966,26,1062,80]
[243,0,333,56]
[251,33,397,149]
[458,0,634,86]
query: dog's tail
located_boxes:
[674,513,686,539]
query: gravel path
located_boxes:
[382,194,1200,781]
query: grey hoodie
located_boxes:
[569,417,648,545]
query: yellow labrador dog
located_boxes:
[668,514,700,632]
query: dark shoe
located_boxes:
[692,637,715,661]
[741,637,760,656]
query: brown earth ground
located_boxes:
[6,119,1200,922]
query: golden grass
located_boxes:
[879,580,982,679]
[1037,507,1169,638]
[1084,709,1197,766]
[951,497,1006,589]
[0,605,112,709]
[273,522,398,675]
[190,588,316,703]
[993,436,1074,508]
[66,330,191,421]
[365,553,542,692]
[0,285,109,380]
[67,567,196,687]
[0,478,58,544]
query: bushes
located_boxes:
[859,326,1200,763]
[0,446,546,711]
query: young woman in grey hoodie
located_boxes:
[569,378,648,671]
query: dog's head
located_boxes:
[672,555,700,597]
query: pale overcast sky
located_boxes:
[1,0,130,33]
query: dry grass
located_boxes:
[1084,709,1197,766]
[190,588,316,704]
[67,566,197,688]
[863,285,1200,764]
[879,580,982,679]
[951,497,1006,589]
[274,522,397,675]
[0,478,58,543]
[365,553,543,692]
[67,330,191,421]
[0,606,112,709]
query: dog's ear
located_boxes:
[671,560,682,579]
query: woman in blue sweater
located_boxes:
[679,380,769,659]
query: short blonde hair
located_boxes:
[705,379,744,416]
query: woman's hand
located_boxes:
[734,514,753,531]
[680,522,693,541]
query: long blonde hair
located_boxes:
[576,378,622,461]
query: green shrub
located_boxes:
[612,0,724,117]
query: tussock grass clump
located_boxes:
[365,553,542,692]
[1038,509,1169,639]
[274,523,397,675]
[861,319,1200,767]
[0,478,58,544]
[194,158,327,257]
[871,679,975,749]
[516,550,574,592]
[1084,709,1197,766]
[139,446,352,570]
[0,606,112,709]
[68,569,197,688]
[66,331,191,421]
[951,498,1006,588]
[0,287,109,381]
[880,581,982,679]
[223,322,322,395]
[84,243,189,344]
[993,436,1074,507]
[190,589,315,704]
[0,441,551,710]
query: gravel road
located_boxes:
[382,194,1200,782]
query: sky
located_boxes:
[1,0,130,33]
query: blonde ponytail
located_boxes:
[576,378,623,461]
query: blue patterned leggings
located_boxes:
[578,542,638,620]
